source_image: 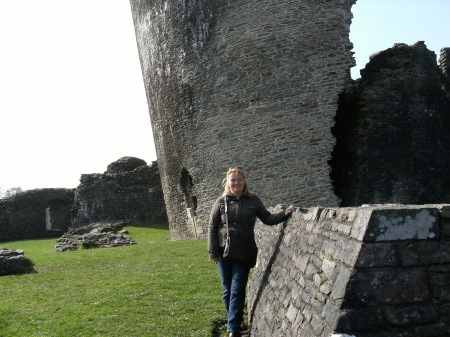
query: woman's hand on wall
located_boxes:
[285,205,295,217]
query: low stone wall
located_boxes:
[248,204,450,337]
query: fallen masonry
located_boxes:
[54,221,136,252]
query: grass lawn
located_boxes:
[0,225,227,337]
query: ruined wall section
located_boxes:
[331,42,450,206]
[248,204,450,337]
[0,188,74,242]
[71,157,167,227]
[130,0,356,240]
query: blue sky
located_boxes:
[0,0,449,192]
[350,0,450,78]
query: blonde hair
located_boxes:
[222,167,250,196]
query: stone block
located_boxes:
[302,308,313,323]
[310,313,325,335]
[382,304,439,327]
[398,241,450,266]
[290,285,302,302]
[331,266,352,300]
[344,268,429,305]
[336,240,362,266]
[313,273,322,287]
[439,304,450,324]
[337,224,352,235]
[305,262,320,276]
[323,300,341,329]
[428,265,450,287]
[335,307,384,332]
[331,222,340,231]
[296,325,316,337]
[311,207,323,222]
[292,311,304,329]
[439,205,450,218]
[364,208,439,242]
[442,219,450,240]
[355,242,399,268]
[297,255,309,273]
[350,208,373,241]
[285,304,299,323]
[320,283,332,295]
[299,275,306,288]
[321,241,338,260]
[322,258,337,276]
[0,248,30,275]
[414,323,450,337]
[430,285,450,302]
[322,209,336,219]
[347,209,358,222]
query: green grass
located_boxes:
[0,225,226,337]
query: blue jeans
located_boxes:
[217,248,250,333]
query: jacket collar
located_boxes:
[225,192,250,199]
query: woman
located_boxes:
[208,167,295,337]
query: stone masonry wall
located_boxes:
[248,204,450,337]
[0,189,75,242]
[71,157,167,227]
[130,0,356,240]
[330,43,450,207]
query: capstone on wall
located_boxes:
[130,0,356,240]
[0,188,75,242]
[248,204,450,337]
[71,157,167,227]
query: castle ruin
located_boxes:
[0,188,74,242]
[0,157,167,243]
[130,1,450,241]
[71,157,167,227]
[129,2,450,335]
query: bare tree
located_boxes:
[0,186,23,199]
[5,187,23,197]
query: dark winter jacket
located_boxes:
[208,192,288,260]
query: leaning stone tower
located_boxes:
[129,0,356,239]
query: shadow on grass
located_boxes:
[0,257,36,276]
[211,318,250,337]
[211,318,227,336]
[22,257,36,273]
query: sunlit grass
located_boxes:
[0,225,225,336]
